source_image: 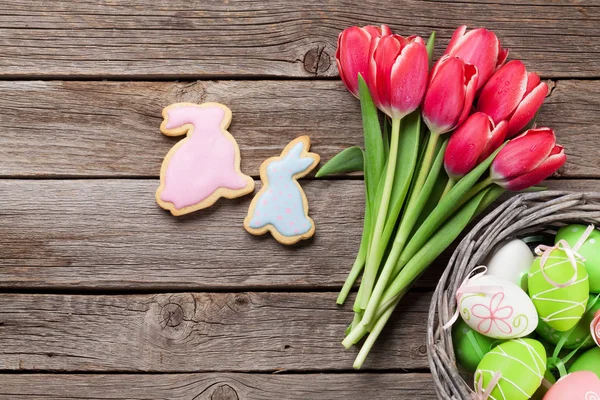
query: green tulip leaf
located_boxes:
[426,31,436,66]
[358,74,385,205]
[395,143,506,275]
[315,146,364,178]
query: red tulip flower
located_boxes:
[368,34,429,119]
[444,25,508,89]
[444,112,507,180]
[336,25,391,97]
[422,55,479,135]
[477,60,549,138]
[491,127,566,191]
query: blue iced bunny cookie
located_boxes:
[244,136,320,245]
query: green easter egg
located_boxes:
[453,319,503,372]
[557,225,600,293]
[569,347,600,379]
[475,338,547,400]
[535,296,600,349]
[528,248,589,331]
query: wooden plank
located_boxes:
[0,80,597,178]
[0,179,596,291]
[0,373,435,399]
[0,1,597,78]
[0,372,435,399]
[0,291,431,371]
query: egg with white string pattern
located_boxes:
[528,247,589,331]
[556,224,600,293]
[458,275,538,339]
[475,338,546,400]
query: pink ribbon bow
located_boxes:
[534,225,594,288]
[592,310,600,347]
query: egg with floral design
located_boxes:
[543,371,600,400]
[458,275,538,339]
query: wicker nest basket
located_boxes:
[427,190,600,399]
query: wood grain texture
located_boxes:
[0,80,598,177]
[0,1,598,78]
[0,179,596,291]
[0,291,431,371]
[0,373,435,399]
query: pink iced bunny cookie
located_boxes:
[244,136,320,245]
[156,102,254,216]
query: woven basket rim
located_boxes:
[427,190,600,399]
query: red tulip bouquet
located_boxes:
[318,25,566,368]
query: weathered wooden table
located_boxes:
[0,1,597,399]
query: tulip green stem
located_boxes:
[441,177,456,200]
[336,250,366,305]
[353,297,401,369]
[465,176,494,199]
[360,131,439,325]
[359,117,402,310]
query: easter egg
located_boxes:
[557,224,600,293]
[536,297,600,349]
[487,239,534,289]
[452,318,503,372]
[543,371,600,400]
[569,347,600,379]
[475,338,546,400]
[528,248,589,331]
[458,275,538,339]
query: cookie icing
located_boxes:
[244,136,319,245]
[156,102,254,216]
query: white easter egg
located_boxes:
[458,275,538,339]
[487,239,534,288]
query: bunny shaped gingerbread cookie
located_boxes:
[244,136,320,245]
[156,102,254,216]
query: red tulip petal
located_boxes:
[479,119,508,163]
[372,35,403,115]
[389,40,429,119]
[477,60,528,124]
[491,127,556,181]
[507,81,548,138]
[445,25,467,55]
[444,112,491,179]
[423,57,466,134]
[456,63,479,127]
[525,72,541,95]
[448,28,499,87]
[336,26,373,97]
[497,45,509,69]
[381,24,392,37]
[499,145,566,191]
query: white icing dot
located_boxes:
[590,238,596,244]
[572,227,579,232]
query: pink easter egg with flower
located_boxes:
[543,371,600,400]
